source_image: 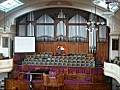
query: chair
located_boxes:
[68,60,72,63]
[26,55,31,59]
[45,62,50,65]
[77,60,81,63]
[58,62,63,66]
[44,52,49,58]
[49,52,53,57]
[43,74,64,90]
[72,60,77,63]
[22,61,27,64]
[36,61,41,64]
[67,63,72,66]
[81,63,86,66]
[72,63,77,66]
[63,63,67,66]
[27,61,32,64]
[31,61,36,64]
[54,62,58,65]
[49,62,54,65]
[59,60,63,63]
[41,53,45,58]
[64,60,68,63]
[77,63,81,66]
[86,62,90,66]
[90,57,95,61]
[55,60,59,62]
[40,62,45,65]
[51,58,55,62]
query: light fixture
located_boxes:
[87,5,101,32]
[93,0,119,12]
[102,1,114,18]
[93,0,100,5]
[110,2,119,7]
[0,8,10,34]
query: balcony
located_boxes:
[104,62,120,83]
[0,59,13,73]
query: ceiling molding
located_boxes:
[46,1,72,6]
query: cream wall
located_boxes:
[0,34,10,58]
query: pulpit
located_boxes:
[43,73,64,90]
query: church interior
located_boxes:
[0,0,120,90]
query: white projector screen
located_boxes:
[14,37,35,53]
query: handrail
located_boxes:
[104,62,120,83]
[0,59,13,73]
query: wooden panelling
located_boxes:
[67,42,78,53]
[5,78,14,90]
[5,78,19,90]
[20,82,29,90]
[78,43,88,54]
[79,84,92,90]
[96,43,108,61]
[36,42,88,55]
[91,75,106,83]
[33,83,44,90]
[5,78,110,90]
[36,42,108,61]
[64,84,79,90]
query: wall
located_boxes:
[0,34,10,58]
[109,35,120,60]
[0,72,8,81]
[112,78,120,90]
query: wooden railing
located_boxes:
[5,78,110,90]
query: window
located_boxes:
[2,37,8,48]
[112,39,119,50]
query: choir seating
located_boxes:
[22,52,95,67]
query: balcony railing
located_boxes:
[104,62,120,83]
[0,59,13,73]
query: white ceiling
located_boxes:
[0,0,120,27]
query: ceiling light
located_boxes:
[110,2,119,7]
[102,11,114,17]
[93,0,100,5]
[93,0,119,12]
[0,0,23,12]
[101,1,114,18]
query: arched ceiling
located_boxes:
[0,0,120,27]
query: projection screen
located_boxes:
[14,37,35,53]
